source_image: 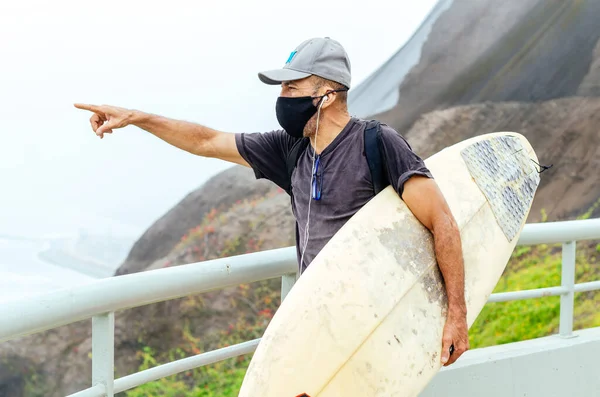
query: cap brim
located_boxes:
[258,68,312,85]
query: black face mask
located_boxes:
[275,89,348,138]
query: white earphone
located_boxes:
[300,94,327,275]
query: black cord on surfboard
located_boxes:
[530,158,553,174]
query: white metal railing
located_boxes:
[487,219,600,338]
[1,219,599,397]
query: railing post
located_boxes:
[559,241,576,338]
[92,312,115,396]
[281,273,297,302]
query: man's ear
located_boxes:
[320,90,335,109]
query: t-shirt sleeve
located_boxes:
[234,130,298,191]
[378,125,433,198]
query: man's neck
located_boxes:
[309,112,352,154]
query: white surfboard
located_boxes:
[238,132,541,397]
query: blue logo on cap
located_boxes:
[286,51,297,64]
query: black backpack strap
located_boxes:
[284,137,310,195]
[364,120,389,195]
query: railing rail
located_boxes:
[0,246,297,343]
[1,218,599,397]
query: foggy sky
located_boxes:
[0,0,437,239]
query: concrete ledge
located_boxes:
[420,327,600,397]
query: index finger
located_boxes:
[74,103,102,113]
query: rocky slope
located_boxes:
[404,97,600,221]
[578,38,600,96]
[365,0,600,133]
[115,166,276,276]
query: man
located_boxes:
[75,37,469,366]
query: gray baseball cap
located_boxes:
[258,37,351,88]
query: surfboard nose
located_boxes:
[460,132,541,242]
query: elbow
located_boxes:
[197,139,214,157]
[194,133,219,157]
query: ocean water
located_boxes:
[0,210,138,303]
[0,234,136,303]
[0,237,92,302]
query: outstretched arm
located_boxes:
[74,103,249,167]
[401,175,469,366]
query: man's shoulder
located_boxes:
[359,118,418,154]
[354,118,408,142]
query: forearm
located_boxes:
[432,214,466,315]
[131,111,219,156]
[401,176,469,365]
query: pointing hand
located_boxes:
[74,103,136,139]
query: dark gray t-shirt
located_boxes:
[235,117,432,274]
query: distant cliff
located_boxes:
[353,0,600,131]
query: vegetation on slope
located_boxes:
[470,241,600,348]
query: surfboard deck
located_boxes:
[238,132,540,397]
